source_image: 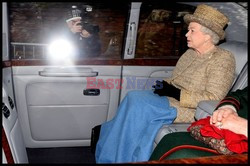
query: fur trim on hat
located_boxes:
[66,17,81,23]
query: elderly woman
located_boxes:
[153,4,235,122]
[94,4,236,163]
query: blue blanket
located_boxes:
[95,90,177,163]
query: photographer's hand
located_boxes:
[80,29,91,38]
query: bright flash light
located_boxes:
[48,39,74,60]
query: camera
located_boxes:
[82,22,99,34]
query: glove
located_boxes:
[153,80,181,101]
[166,83,181,101]
[152,80,169,96]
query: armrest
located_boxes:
[195,100,220,120]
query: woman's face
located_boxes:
[185,22,207,50]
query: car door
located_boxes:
[8,2,128,148]
[2,3,28,163]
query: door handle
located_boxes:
[83,89,100,96]
[38,67,98,77]
[127,22,136,55]
[39,71,98,77]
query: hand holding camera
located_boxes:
[67,17,91,38]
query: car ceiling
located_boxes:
[181,2,247,43]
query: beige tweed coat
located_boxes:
[165,46,236,123]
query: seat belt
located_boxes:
[2,126,15,164]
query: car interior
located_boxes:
[2,1,248,164]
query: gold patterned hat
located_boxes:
[184,4,229,40]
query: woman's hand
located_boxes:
[210,106,237,127]
[220,114,248,138]
[210,107,247,137]
[152,80,180,100]
[152,80,168,96]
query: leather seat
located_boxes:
[153,40,248,150]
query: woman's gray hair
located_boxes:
[200,25,220,45]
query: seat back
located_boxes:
[194,41,248,120]
[230,62,248,92]
[219,40,248,90]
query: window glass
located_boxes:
[9,2,128,60]
[135,2,195,59]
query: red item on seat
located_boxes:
[187,116,248,154]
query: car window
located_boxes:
[9,2,197,63]
[135,2,195,59]
[9,2,129,60]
